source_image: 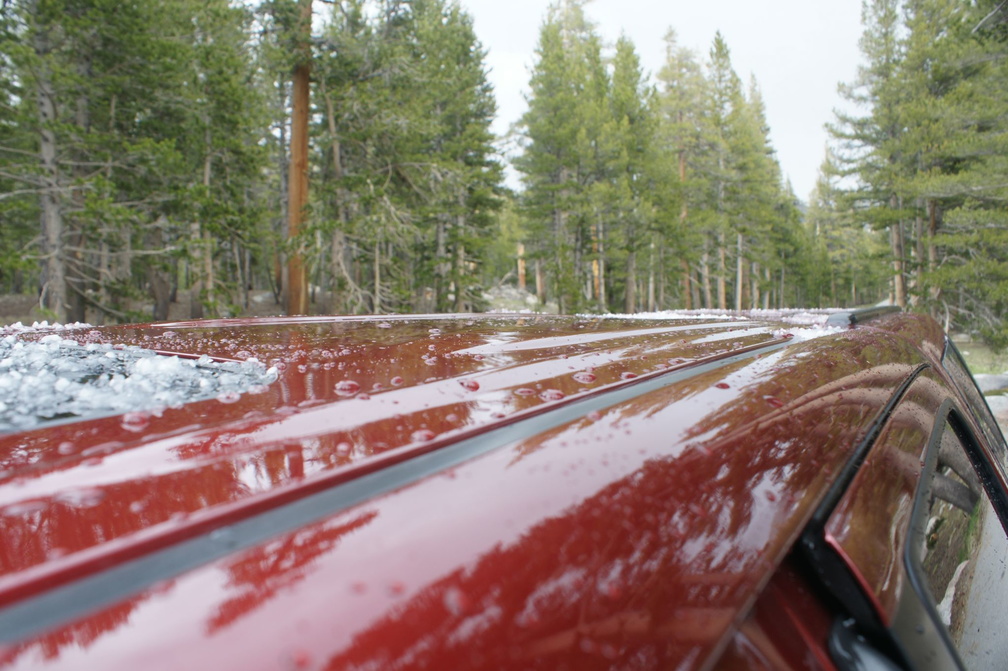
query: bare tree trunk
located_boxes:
[625,250,637,313]
[734,233,743,311]
[701,249,712,309]
[591,223,601,303]
[189,133,214,319]
[453,192,466,312]
[517,243,526,290]
[763,267,770,309]
[323,80,352,312]
[373,241,381,313]
[234,244,246,310]
[203,229,214,311]
[598,221,606,308]
[717,232,727,310]
[435,218,447,309]
[647,240,656,312]
[535,260,545,305]
[34,23,67,322]
[64,44,96,324]
[681,259,692,310]
[779,265,785,309]
[273,76,288,303]
[890,218,907,309]
[148,217,172,321]
[692,270,701,310]
[927,200,941,305]
[657,244,665,309]
[914,209,925,291]
[678,144,690,311]
[286,0,312,316]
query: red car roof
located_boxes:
[0,311,946,669]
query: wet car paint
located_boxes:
[0,314,950,669]
[0,316,782,603]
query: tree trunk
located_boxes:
[681,259,692,310]
[657,244,665,309]
[286,0,312,316]
[517,243,526,290]
[435,218,447,309]
[647,240,656,312]
[323,80,352,311]
[890,219,907,309]
[373,241,381,312]
[701,249,712,309]
[189,131,214,319]
[591,224,601,303]
[598,221,606,308]
[779,265,785,309]
[734,233,743,311]
[535,260,545,305]
[203,229,214,312]
[624,250,637,313]
[453,192,466,312]
[927,200,941,305]
[914,208,925,293]
[763,267,770,310]
[34,23,67,322]
[717,233,727,310]
[65,45,93,324]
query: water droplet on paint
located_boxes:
[335,380,361,397]
[120,411,151,432]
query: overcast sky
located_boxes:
[458,0,865,203]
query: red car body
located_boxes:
[0,309,1004,669]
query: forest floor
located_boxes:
[0,286,556,327]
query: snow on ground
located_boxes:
[597,308,848,342]
[0,329,277,433]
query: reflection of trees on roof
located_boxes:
[1,589,156,666]
[0,465,247,576]
[208,510,377,634]
[320,404,865,668]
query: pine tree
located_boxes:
[830,0,909,308]
[701,32,745,310]
[312,0,501,314]
[404,0,502,312]
[601,36,656,313]
[655,31,708,309]
[516,1,608,313]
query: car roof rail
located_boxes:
[825,305,902,327]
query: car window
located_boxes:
[942,341,1007,476]
[910,419,1008,670]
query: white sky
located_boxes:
[459,0,865,203]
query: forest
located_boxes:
[1,0,1007,344]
